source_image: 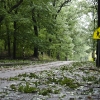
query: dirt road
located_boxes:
[0,61,100,100]
[0,61,73,79]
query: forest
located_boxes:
[0,0,98,61]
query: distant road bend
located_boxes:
[0,61,73,79]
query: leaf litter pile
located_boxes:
[0,61,100,100]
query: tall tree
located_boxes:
[32,8,39,58]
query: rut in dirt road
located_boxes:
[0,61,73,79]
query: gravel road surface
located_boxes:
[0,61,73,79]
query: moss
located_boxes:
[29,73,38,78]
[82,76,97,82]
[12,82,38,93]
[59,77,79,89]
[10,84,17,91]
[18,73,28,77]
[60,66,68,71]
[18,73,38,79]
[39,88,53,96]
[9,77,19,81]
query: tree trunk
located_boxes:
[32,8,39,59]
[33,25,39,58]
[47,38,52,57]
[13,21,17,59]
[33,47,38,58]
[6,25,11,57]
[0,16,4,23]
[56,53,60,60]
[47,50,51,57]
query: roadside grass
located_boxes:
[0,60,52,69]
[0,59,54,64]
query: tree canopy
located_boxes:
[0,0,97,61]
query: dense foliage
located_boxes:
[0,0,97,60]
